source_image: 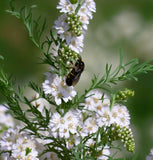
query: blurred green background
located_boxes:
[0,0,153,159]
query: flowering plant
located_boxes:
[0,0,153,159]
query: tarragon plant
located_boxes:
[0,0,153,159]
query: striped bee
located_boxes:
[66,57,85,86]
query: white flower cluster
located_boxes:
[84,90,130,128]
[0,127,60,160]
[43,73,77,105]
[48,108,110,159]
[54,0,96,53]
[0,105,14,131]
[47,89,131,159]
[49,109,80,139]
[0,127,39,160]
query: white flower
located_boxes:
[84,90,110,113]
[40,152,59,160]
[81,117,98,137]
[42,73,76,105]
[0,105,14,129]
[49,109,80,139]
[78,14,89,31]
[54,14,69,40]
[78,2,93,21]
[111,104,130,127]
[0,127,39,160]
[57,0,77,13]
[68,34,84,53]
[96,106,112,127]
[77,4,90,30]
[85,138,95,147]
[31,93,56,114]
[97,146,110,160]
[84,0,96,15]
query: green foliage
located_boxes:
[0,0,153,159]
[25,147,32,156]
[109,88,134,110]
[6,1,45,49]
[89,53,153,89]
[0,69,14,97]
[70,0,78,4]
[75,0,84,14]
[5,0,83,77]
[6,0,62,75]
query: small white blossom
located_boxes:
[81,117,98,137]
[57,0,77,13]
[31,93,56,114]
[40,152,60,160]
[42,73,76,105]
[96,106,112,127]
[54,14,69,40]
[68,34,84,53]
[78,2,92,22]
[85,138,95,147]
[97,146,110,160]
[84,0,96,15]
[49,109,80,139]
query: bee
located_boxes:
[66,57,85,86]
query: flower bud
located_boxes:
[116,88,134,101]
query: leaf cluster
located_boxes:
[6,0,46,49]
[90,53,153,89]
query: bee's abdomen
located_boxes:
[66,70,75,86]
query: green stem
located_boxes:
[75,0,83,14]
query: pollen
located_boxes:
[96,105,102,110]
[67,115,72,121]
[93,98,99,103]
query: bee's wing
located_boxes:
[72,72,82,86]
